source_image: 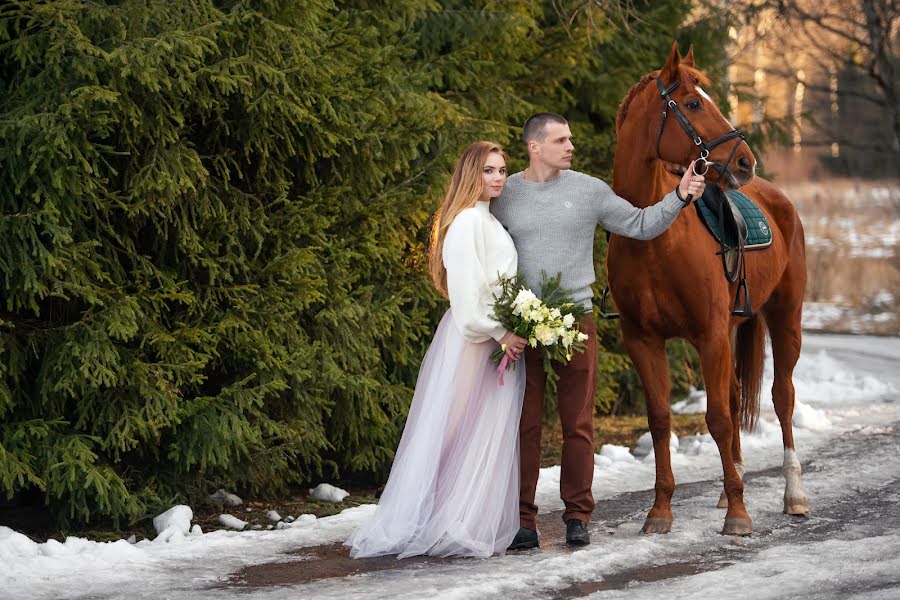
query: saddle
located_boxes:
[695,185,773,317]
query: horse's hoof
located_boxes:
[717,490,728,509]
[784,497,810,516]
[722,517,752,536]
[642,517,672,534]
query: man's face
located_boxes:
[531,122,574,169]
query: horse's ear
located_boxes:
[683,45,696,68]
[661,41,681,84]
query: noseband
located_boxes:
[655,78,746,182]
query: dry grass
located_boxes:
[782,178,899,307]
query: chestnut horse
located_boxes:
[608,43,809,536]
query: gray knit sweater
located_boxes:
[490,169,684,309]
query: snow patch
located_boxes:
[596,444,635,464]
[792,399,832,431]
[309,483,350,503]
[672,386,707,414]
[218,514,248,530]
[208,489,243,508]
[634,431,678,458]
[152,505,192,537]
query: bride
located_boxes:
[346,141,529,559]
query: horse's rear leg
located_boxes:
[767,307,810,515]
[622,329,674,534]
[699,334,752,535]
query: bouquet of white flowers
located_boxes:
[489,272,589,383]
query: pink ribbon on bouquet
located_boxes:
[497,354,510,386]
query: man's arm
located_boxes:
[594,164,704,240]
[595,181,684,240]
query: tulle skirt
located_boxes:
[345,310,525,559]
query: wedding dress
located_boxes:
[346,201,525,558]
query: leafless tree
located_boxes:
[762,1,896,149]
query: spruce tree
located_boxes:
[1,0,724,525]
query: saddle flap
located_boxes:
[726,196,749,244]
[695,186,740,247]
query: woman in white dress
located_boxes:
[346,141,529,559]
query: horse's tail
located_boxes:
[735,315,767,432]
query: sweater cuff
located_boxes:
[489,325,508,343]
[663,189,685,211]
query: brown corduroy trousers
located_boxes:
[519,315,597,529]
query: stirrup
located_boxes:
[599,286,619,320]
[732,278,752,317]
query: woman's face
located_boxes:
[480,152,507,201]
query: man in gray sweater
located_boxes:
[491,113,705,549]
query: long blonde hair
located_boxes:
[429,141,507,298]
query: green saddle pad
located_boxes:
[695,188,773,250]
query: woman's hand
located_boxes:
[678,160,706,203]
[499,331,528,361]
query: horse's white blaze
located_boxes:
[783,448,809,511]
[697,86,713,102]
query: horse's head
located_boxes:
[616,42,756,189]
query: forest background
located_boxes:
[2,0,890,529]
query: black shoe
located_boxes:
[507,527,539,550]
[565,519,590,546]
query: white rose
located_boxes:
[513,289,537,308]
[534,323,559,346]
[562,313,575,328]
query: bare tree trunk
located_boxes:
[860,0,900,151]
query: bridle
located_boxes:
[655,77,746,184]
[598,76,752,321]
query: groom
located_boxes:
[491,113,705,548]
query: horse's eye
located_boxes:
[687,100,702,110]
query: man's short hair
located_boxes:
[522,112,568,145]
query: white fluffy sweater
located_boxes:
[441,201,517,343]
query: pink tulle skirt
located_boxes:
[346,310,525,559]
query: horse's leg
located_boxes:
[622,327,674,534]
[699,333,752,535]
[718,369,745,509]
[766,306,810,515]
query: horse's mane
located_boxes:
[615,65,712,135]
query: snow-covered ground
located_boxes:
[2,333,899,600]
